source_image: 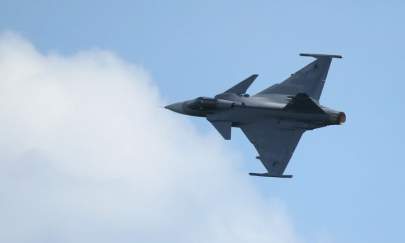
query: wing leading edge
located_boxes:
[255,53,341,101]
[240,120,304,177]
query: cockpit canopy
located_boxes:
[188,97,217,110]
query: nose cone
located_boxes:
[164,102,185,114]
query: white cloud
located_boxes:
[0,33,300,243]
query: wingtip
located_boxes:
[300,53,342,59]
[249,173,293,178]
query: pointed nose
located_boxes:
[164,102,184,114]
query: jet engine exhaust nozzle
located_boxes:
[338,112,346,124]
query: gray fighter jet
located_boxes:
[165,53,345,178]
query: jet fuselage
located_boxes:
[165,93,345,131]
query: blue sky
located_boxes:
[1,1,404,243]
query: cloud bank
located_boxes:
[0,33,300,243]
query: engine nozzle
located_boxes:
[337,112,346,124]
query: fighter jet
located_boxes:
[165,53,345,178]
